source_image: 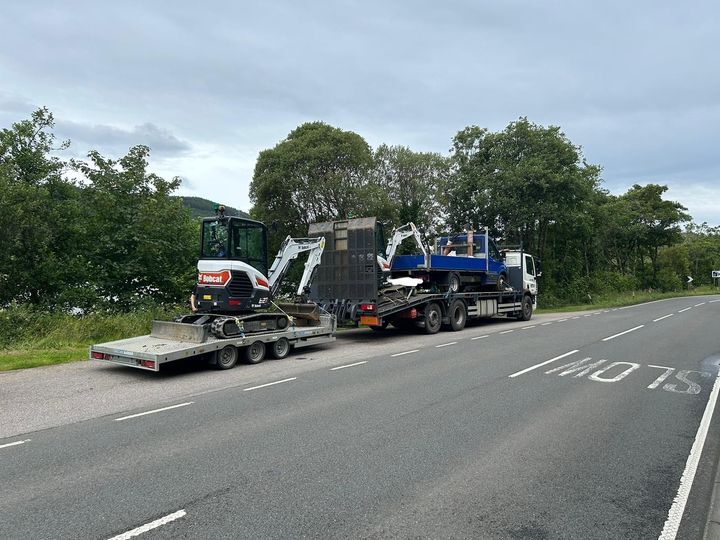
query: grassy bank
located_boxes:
[1,288,718,372]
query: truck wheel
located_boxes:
[423,302,442,334]
[270,338,291,359]
[244,341,267,364]
[497,272,507,291]
[448,272,461,293]
[516,295,533,321]
[448,299,467,331]
[215,345,238,370]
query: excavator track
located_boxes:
[210,313,290,339]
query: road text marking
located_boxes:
[331,361,367,371]
[114,402,194,422]
[678,307,692,313]
[471,335,489,340]
[391,349,419,357]
[601,325,644,342]
[508,350,579,378]
[0,439,31,450]
[243,378,297,391]
[653,314,674,322]
[659,372,720,539]
[108,509,187,540]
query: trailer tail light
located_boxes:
[360,303,376,312]
[141,360,156,369]
[399,308,418,319]
[91,351,105,360]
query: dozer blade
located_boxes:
[278,302,321,321]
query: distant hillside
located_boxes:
[177,196,250,219]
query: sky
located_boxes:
[1,0,718,225]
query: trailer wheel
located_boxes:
[215,345,239,370]
[423,302,442,334]
[244,341,267,364]
[448,299,467,331]
[516,295,533,321]
[270,338,291,359]
[448,272,461,293]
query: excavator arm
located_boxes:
[267,236,326,297]
[381,222,429,268]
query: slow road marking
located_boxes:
[331,361,367,371]
[0,439,31,450]
[244,378,296,391]
[601,325,644,342]
[508,350,579,378]
[108,509,186,540]
[114,402,194,422]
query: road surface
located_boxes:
[1,295,719,539]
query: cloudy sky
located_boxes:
[1,0,718,225]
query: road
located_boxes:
[1,295,719,539]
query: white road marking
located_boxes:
[471,335,489,340]
[243,378,296,391]
[435,342,457,348]
[508,350,579,378]
[678,307,692,313]
[710,299,720,303]
[647,365,675,389]
[587,362,640,382]
[499,329,514,334]
[391,349,419,357]
[653,314,674,322]
[659,371,720,540]
[557,318,567,322]
[601,325,644,342]
[583,314,592,317]
[541,322,552,326]
[572,316,580,319]
[0,439,31,450]
[107,509,186,540]
[603,310,610,313]
[114,402,194,422]
[694,302,706,307]
[330,361,367,371]
[521,325,536,330]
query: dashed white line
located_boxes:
[107,509,187,540]
[330,361,367,371]
[435,342,457,348]
[0,439,31,450]
[499,330,514,334]
[521,325,536,330]
[557,318,567,322]
[508,350,579,378]
[471,335,489,340]
[243,378,297,391]
[710,299,720,303]
[541,322,553,326]
[601,325,644,342]
[653,314,674,322]
[678,307,692,313]
[583,314,592,317]
[694,302,706,307]
[114,402,194,422]
[391,349,419,357]
[572,316,580,319]
[659,372,720,539]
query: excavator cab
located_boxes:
[200,215,268,276]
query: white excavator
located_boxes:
[180,206,326,338]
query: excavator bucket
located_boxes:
[278,302,321,321]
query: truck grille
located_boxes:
[228,271,254,297]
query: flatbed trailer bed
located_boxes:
[90,314,336,372]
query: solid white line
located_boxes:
[108,509,187,540]
[114,402,194,422]
[0,439,31,450]
[541,322,552,326]
[243,378,296,391]
[330,361,367,371]
[435,342,457,348]
[391,349,419,357]
[694,302,706,307]
[653,314,674,322]
[471,335,489,340]
[521,325,536,329]
[499,330,514,334]
[678,307,692,313]
[601,325,644,342]
[659,372,720,539]
[508,350,579,378]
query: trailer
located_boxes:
[89,313,336,372]
[308,217,539,333]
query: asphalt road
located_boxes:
[1,295,720,539]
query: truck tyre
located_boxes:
[423,302,442,334]
[448,299,467,331]
[215,345,239,370]
[496,272,507,292]
[244,341,267,364]
[448,272,461,293]
[270,338,291,359]
[516,295,533,321]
